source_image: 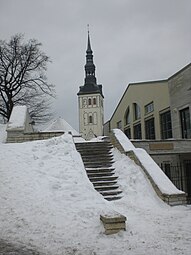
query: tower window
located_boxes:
[89,115,93,124]
[88,98,92,105]
[93,98,96,105]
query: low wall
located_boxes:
[109,130,127,154]
[6,131,65,143]
[126,150,187,206]
[109,129,187,206]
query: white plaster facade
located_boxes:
[78,92,104,140]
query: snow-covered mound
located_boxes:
[0,134,190,254]
[43,117,79,136]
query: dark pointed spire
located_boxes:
[87,27,92,54]
[84,27,96,85]
[77,28,104,98]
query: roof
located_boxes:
[110,79,167,121]
[168,62,191,80]
[77,84,104,97]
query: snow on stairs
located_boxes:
[75,141,122,201]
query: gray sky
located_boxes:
[0,0,191,130]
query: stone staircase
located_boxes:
[75,140,122,201]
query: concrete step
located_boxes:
[83,160,114,165]
[77,150,112,156]
[93,180,118,186]
[82,156,113,162]
[84,162,114,168]
[86,168,115,174]
[75,140,122,202]
[89,176,118,182]
[100,190,122,196]
[81,154,113,159]
[104,195,123,201]
[95,185,119,191]
[75,141,112,147]
[87,172,115,178]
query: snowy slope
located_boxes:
[0,133,191,254]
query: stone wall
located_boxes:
[6,131,65,143]
[168,63,191,139]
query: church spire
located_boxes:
[87,27,92,53]
[84,28,97,85]
[77,28,104,98]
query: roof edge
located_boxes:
[168,62,191,80]
[109,79,167,122]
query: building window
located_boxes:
[145,118,155,139]
[124,106,130,125]
[133,123,142,139]
[124,128,131,139]
[88,98,92,105]
[180,107,191,138]
[134,103,141,120]
[160,111,172,139]
[117,120,122,129]
[93,98,96,105]
[161,163,171,179]
[145,102,154,114]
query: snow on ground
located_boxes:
[0,131,191,255]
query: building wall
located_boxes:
[168,64,191,139]
[110,80,170,140]
[78,93,104,140]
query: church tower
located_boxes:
[77,31,104,140]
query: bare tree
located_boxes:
[0,34,55,123]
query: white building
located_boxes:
[77,32,104,140]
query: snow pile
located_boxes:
[6,105,28,131]
[0,133,191,254]
[113,128,185,195]
[43,117,79,136]
[0,134,115,254]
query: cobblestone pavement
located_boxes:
[0,239,44,255]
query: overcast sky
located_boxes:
[1,0,191,130]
